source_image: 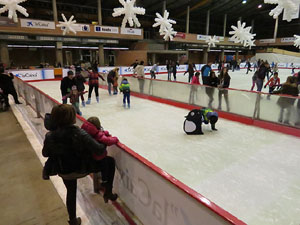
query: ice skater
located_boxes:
[264,72,280,95]
[62,85,87,116]
[86,67,105,104]
[119,77,130,108]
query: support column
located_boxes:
[151,53,156,65]
[223,14,227,37]
[98,44,105,66]
[0,43,10,67]
[162,0,166,13]
[206,10,210,35]
[203,48,208,64]
[186,5,190,34]
[235,50,239,61]
[221,49,225,62]
[55,42,63,67]
[273,17,278,39]
[97,0,102,25]
[52,0,58,22]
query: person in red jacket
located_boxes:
[191,72,201,85]
[264,72,280,94]
[81,117,119,203]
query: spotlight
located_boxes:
[242,0,247,4]
[258,4,262,8]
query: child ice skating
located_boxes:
[87,67,105,104]
[119,77,130,108]
[63,85,87,116]
[264,72,280,94]
[183,108,218,135]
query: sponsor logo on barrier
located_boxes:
[121,28,142,35]
[175,32,186,39]
[259,39,276,44]
[20,19,55,29]
[16,72,38,78]
[281,37,296,43]
[94,26,119,34]
[117,165,194,225]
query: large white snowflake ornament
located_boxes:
[229,21,256,49]
[0,0,29,23]
[206,35,220,48]
[264,0,300,22]
[153,10,176,35]
[294,35,300,49]
[112,0,145,28]
[56,14,78,36]
[162,27,177,41]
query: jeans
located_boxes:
[108,82,112,95]
[256,79,264,92]
[123,92,130,105]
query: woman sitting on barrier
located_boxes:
[42,104,116,225]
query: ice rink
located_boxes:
[30,76,300,225]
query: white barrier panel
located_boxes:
[10,69,55,81]
[109,145,236,225]
[62,69,75,78]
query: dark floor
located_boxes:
[0,109,69,225]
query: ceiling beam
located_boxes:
[177,0,212,17]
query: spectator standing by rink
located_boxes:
[184,63,196,83]
[191,72,201,85]
[218,67,231,111]
[273,76,298,124]
[256,62,267,92]
[166,60,172,81]
[246,60,252,74]
[61,70,75,104]
[86,67,105,104]
[150,62,159,79]
[130,59,139,76]
[172,61,179,81]
[206,71,219,108]
[201,62,212,85]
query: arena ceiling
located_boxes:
[19,0,300,39]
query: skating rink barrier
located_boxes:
[98,76,300,130]
[9,62,300,81]
[13,78,245,224]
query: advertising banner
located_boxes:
[281,37,296,43]
[20,19,55,29]
[0,16,18,27]
[60,24,90,32]
[10,69,55,81]
[121,28,142,36]
[259,39,276,44]
[94,26,119,34]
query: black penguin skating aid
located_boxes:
[183,109,204,135]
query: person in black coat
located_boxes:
[256,63,267,92]
[205,71,219,108]
[74,68,86,107]
[218,67,231,111]
[42,104,118,225]
[60,70,75,104]
[0,64,21,107]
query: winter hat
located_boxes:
[67,70,74,76]
[87,117,101,130]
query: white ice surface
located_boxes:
[30,75,300,225]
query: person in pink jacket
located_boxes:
[81,117,119,203]
[191,72,201,85]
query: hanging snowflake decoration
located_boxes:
[56,14,78,36]
[153,10,176,35]
[206,35,220,48]
[294,35,300,49]
[162,27,177,41]
[112,0,145,28]
[264,0,300,22]
[153,10,177,41]
[229,21,256,49]
[0,0,29,23]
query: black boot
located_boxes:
[102,183,118,203]
[68,217,81,225]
